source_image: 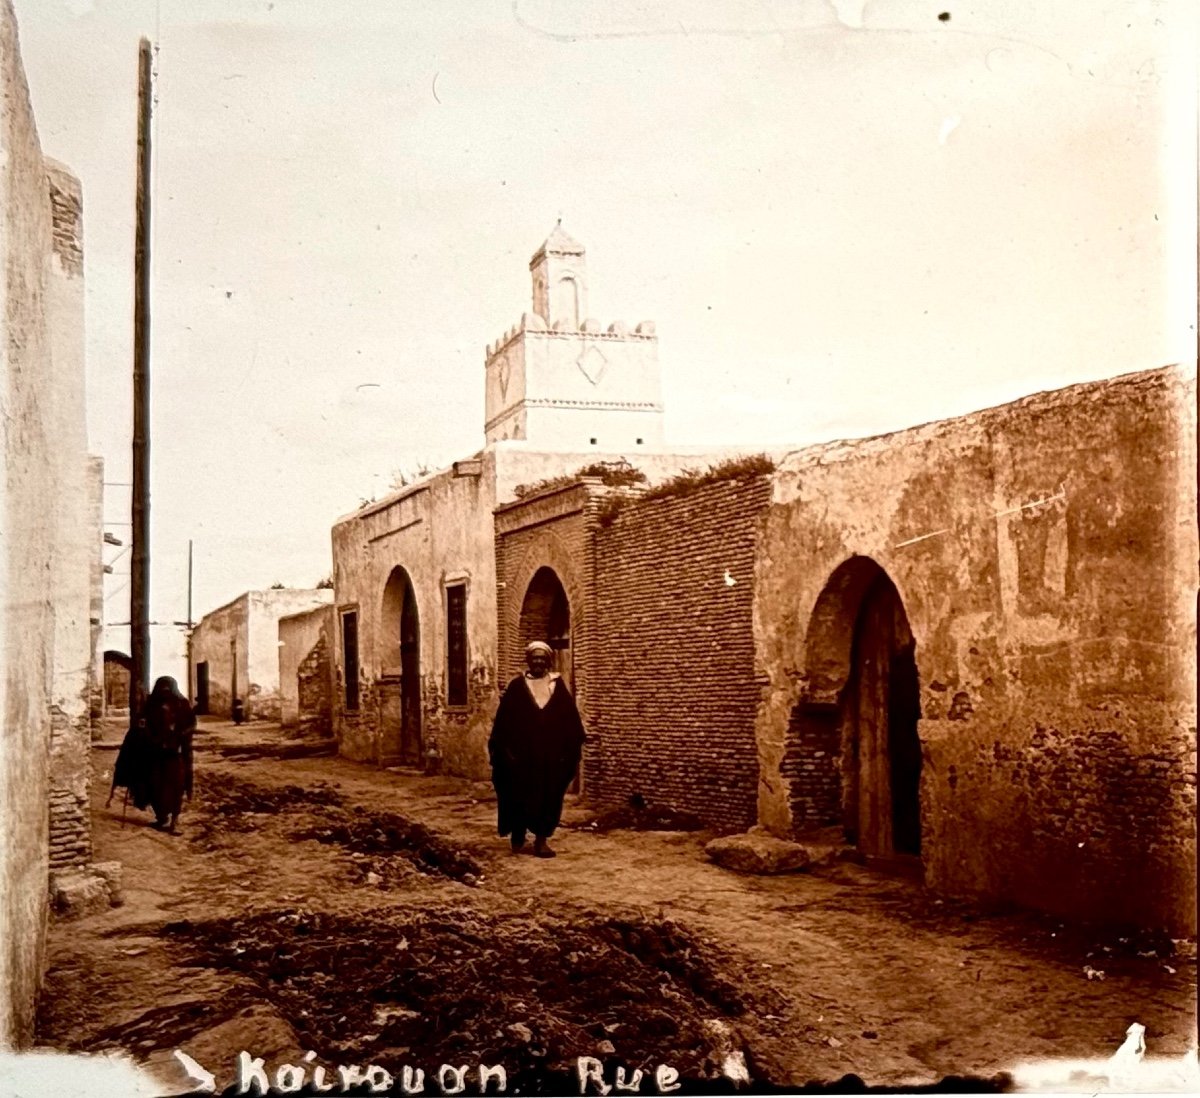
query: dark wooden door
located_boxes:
[195,662,209,715]
[399,583,421,766]
[844,574,921,858]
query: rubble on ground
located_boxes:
[705,827,811,875]
[162,905,784,1090]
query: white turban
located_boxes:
[525,641,552,657]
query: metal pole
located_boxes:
[130,37,153,715]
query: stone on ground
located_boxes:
[91,860,124,904]
[50,870,110,919]
[705,827,810,875]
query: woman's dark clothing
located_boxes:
[112,677,195,826]
[488,674,585,841]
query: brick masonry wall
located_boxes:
[781,701,842,831]
[48,707,91,870]
[589,476,772,831]
[495,483,593,715]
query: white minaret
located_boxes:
[484,226,664,449]
[529,220,587,329]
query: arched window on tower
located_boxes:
[553,275,579,329]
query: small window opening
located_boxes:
[446,584,468,707]
[341,609,360,711]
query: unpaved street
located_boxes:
[36,718,1196,1094]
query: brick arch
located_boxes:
[499,533,585,686]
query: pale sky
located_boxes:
[15,0,1197,676]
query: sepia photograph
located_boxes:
[0,1,1196,1094]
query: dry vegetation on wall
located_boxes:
[596,453,777,526]
[513,460,648,500]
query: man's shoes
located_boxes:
[533,839,556,859]
[510,837,526,855]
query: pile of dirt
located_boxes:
[575,803,708,833]
[292,810,483,886]
[163,905,782,1091]
[192,776,343,830]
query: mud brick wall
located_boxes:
[781,702,841,831]
[588,476,773,831]
[47,706,92,871]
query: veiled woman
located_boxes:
[488,641,586,857]
[110,676,195,832]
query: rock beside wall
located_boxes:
[705,828,810,874]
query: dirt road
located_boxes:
[35,718,1196,1094]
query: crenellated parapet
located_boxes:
[486,313,657,359]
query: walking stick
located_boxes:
[121,786,129,828]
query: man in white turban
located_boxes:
[487,640,586,857]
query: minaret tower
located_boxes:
[484,225,664,449]
[530,220,587,328]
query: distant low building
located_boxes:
[189,589,334,721]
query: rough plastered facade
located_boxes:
[278,602,335,735]
[189,589,333,721]
[754,365,1196,934]
[44,159,101,877]
[331,228,724,778]
[0,1,106,1047]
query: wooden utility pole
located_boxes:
[130,38,153,715]
[185,539,193,702]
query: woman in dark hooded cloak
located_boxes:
[110,675,195,832]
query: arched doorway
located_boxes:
[790,557,922,864]
[103,650,132,710]
[842,571,921,857]
[380,567,422,766]
[519,566,572,689]
[518,566,578,793]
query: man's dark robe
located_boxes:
[113,677,195,824]
[488,674,585,840]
